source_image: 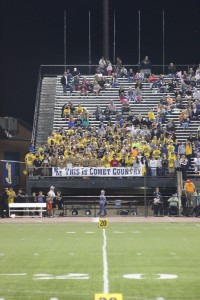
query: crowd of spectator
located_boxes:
[24,60,200,180]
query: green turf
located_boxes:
[0,222,200,300]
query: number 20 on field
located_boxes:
[98,218,108,228]
[95,294,123,300]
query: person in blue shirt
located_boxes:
[97,190,107,217]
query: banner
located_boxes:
[2,161,18,186]
[52,167,142,177]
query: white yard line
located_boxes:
[102,228,109,294]
[0,273,27,276]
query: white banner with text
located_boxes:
[52,167,142,177]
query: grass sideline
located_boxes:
[0,222,200,300]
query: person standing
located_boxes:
[7,187,16,204]
[152,187,163,216]
[97,190,107,217]
[140,56,151,78]
[0,187,9,218]
[185,179,196,207]
[46,186,56,217]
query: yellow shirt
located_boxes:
[125,156,134,166]
[7,190,16,204]
[167,144,175,155]
[148,111,155,120]
[142,145,151,157]
[185,145,192,155]
[25,153,35,165]
[153,149,161,159]
[168,155,176,168]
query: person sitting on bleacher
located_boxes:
[127,68,135,83]
[134,87,143,103]
[168,63,176,77]
[110,72,118,88]
[104,106,112,121]
[62,104,71,121]
[94,105,104,121]
[71,75,80,91]
[93,80,101,96]
[119,66,127,78]
[107,100,117,115]
[106,62,113,76]
[78,79,89,97]
[148,74,158,89]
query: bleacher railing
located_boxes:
[39,64,196,77]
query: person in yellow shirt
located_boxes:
[147,109,155,121]
[152,146,161,159]
[168,152,176,177]
[101,154,111,167]
[75,103,84,115]
[68,127,75,136]
[185,141,193,167]
[7,187,16,204]
[37,143,46,155]
[167,141,175,156]
[142,142,152,157]
[63,105,71,120]
[125,153,134,167]
[25,151,35,176]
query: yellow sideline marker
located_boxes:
[95,293,123,300]
[98,218,108,228]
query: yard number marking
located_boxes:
[99,219,108,228]
[95,294,123,300]
[34,273,89,280]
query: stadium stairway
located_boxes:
[35,77,57,149]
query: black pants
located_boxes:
[168,206,178,216]
[153,203,163,216]
[0,202,9,218]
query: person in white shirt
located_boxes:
[168,193,179,216]
[46,186,56,217]
[193,154,200,173]
[149,157,158,176]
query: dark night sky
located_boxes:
[0,0,200,125]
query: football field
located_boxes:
[0,220,200,300]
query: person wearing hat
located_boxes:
[185,179,196,207]
[97,190,107,217]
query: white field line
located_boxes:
[103,228,109,293]
[0,273,27,276]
